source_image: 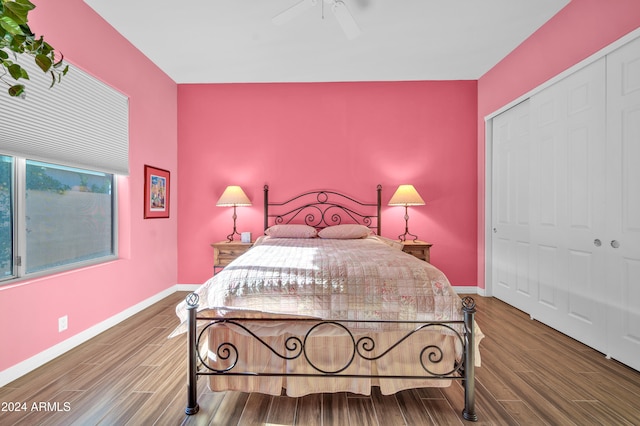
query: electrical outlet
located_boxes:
[58,315,68,332]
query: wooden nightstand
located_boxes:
[211,240,253,274]
[400,240,432,263]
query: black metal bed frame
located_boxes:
[184,185,478,421]
[264,184,382,234]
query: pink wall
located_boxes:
[177,81,478,287]
[477,0,640,289]
[0,0,178,373]
[8,0,635,377]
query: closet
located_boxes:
[490,35,640,371]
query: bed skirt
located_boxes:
[204,322,480,397]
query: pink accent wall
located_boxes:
[0,0,178,373]
[476,0,640,289]
[177,81,478,287]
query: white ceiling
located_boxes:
[83,0,570,84]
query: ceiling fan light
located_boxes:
[272,0,318,26]
[331,0,361,40]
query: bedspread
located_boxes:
[173,236,474,335]
[172,235,484,396]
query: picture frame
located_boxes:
[144,165,170,218]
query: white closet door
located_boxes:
[529,58,607,352]
[491,100,534,313]
[606,36,640,371]
[490,35,640,371]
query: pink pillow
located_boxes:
[318,224,372,239]
[265,224,317,238]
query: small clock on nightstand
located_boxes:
[211,240,253,274]
[400,240,432,263]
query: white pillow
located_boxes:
[265,224,317,238]
[318,224,372,239]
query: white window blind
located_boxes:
[0,55,129,175]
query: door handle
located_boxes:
[594,239,602,247]
[611,240,620,249]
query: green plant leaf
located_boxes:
[2,0,66,98]
[40,40,53,55]
[19,23,33,37]
[3,1,33,25]
[9,38,25,53]
[13,0,36,10]
[0,15,24,36]
[8,83,24,97]
[11,32,26,44]
[8,62,22,79]
[35,52,51,72]
[53,52,64,67]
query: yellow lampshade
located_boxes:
[216,186,252,207]
[388,184,425,206]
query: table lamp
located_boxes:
[388,184,425,242]
[216,185,252,242]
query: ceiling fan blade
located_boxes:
[331,0,361,40]
[272,0,318,26]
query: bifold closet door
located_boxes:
[491,59,608,353]
[528,58,608,353]
[491,100,535,314]
[605,36,640,371]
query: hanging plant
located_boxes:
[0,0,68,97]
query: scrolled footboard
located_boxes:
[184,293,478,422]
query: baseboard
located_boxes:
[453,286,482,295]
[176,284,201,292]
[0,286,178,387]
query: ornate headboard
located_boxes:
[264,185,382,234]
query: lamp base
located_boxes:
[398,206,419,242]
[398,231,419,242]
[225,231,241,242]
[226,205,241,242]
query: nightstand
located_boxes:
[400,240,432,263]
[211,240,253,274]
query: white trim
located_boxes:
[483,121,494,297]
[0,286,177,387]
[176,284,201,291]
[482,27,640,297]
[452,285,482,295]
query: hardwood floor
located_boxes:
[1,292,639,425]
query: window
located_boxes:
[0,156,13,279]
[0,58,126,283]
[0,155,116,283]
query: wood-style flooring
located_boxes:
[1,292,639,425]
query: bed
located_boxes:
[173,185,483,421]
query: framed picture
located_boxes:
[144,165,170,218]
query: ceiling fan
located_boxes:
[272,0,362,40]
